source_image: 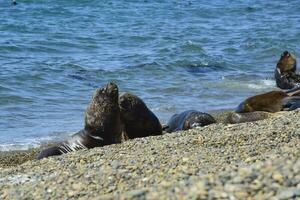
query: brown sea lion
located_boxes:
[236,88,300,113]
[37,82,122,159]
[164,110,216,133]
[119,92,162,139]
[236,91,288,113]
[275,51,300,89]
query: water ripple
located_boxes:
[0,0,299,149]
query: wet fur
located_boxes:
[236,91,288,113]
[226,111,273,124]
[165,110,216,133]
[275,51,300,89]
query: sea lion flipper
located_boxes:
[36,146,63,159]
[286,86,300,96]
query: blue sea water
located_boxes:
[1,0,300,150]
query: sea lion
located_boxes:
[275,51,300,89]
[282,96,300,111]
[225,111,274,124]
[164,110,216,133]
[119,92,162,139]
[236,91,288,113]
[236,88,300,113]
[37,82,122,159]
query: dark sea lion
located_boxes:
[275,51,300,89]
[37,82,122,159]
[164,110,216,133]
[282,96,300,111]
[119,92,162,139]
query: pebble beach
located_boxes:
[1,109,300,199]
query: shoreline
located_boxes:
[1,109,300,198]
[0,109,235,169]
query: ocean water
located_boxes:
[1,0,300,150]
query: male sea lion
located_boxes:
[37,82,122,159]
[275,51,300,89]
[119,92,162,139]
[164,110,216,133]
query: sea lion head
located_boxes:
[119,92,147,113]
[91,82,119,105]
[85,82,119,132]
[183,111,216,130]
[119,92,162,138]
[277,51,297,73]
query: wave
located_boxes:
[0,131,74,151]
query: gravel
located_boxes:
[1,110,300,199]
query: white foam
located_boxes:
[0,131,75,151]
[0,143,40,152]
[247,79,275,90]
[152,105,177,112]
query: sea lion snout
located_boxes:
[93,82,119,102]
[106,82,118,93]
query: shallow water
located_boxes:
[1,0,300,150]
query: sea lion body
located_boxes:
[226,111,274,124]
[165,110,216,133]
[119,92,162,139]
[282,96,300,111]
[275,51,300,89]
[37,82,122,159]
[236,91,288,113]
